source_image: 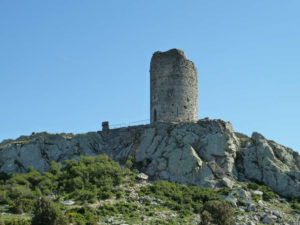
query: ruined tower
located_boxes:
[150,49,198,123]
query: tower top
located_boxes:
[153,48,186,57]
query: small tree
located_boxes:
[31,196,67,225]
[201,200,234,225]
[50,161,62,175]
[125,156,133,169]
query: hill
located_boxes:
[0,118,300,224]
[0,119,299,199]
[0,154,299,225]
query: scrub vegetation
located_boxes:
[0,154,296,225]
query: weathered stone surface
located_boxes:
[137,173,149,180]
[238,131,300,198]
[0,119,299,198]
[252,190,263,196]
[231,189,251,199]
[221,195,238,207]
[220,177,235,188]
[150,49,198,123]
[261,214,277,224]
[246,203,256,212]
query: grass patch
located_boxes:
[247,182,276,201]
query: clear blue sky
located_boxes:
[0,1,299,152]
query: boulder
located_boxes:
[221,195,237,207]
[220,177,235,188]
[261,214,277,224]
[252,190,263,196]
[137,173,149,181]
[246,204,256,212]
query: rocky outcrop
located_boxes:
[0,119,299,198]
[237,132,300,198]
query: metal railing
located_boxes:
[109,119,150,129]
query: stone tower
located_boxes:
[150,49,198,123]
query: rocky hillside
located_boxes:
[0,154,299,225]
[0,118,300,200]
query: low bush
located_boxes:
[0,154,133,211]
[59,155,125,200]
[67,207,98,225]
[201,200,234,225]
[291,199,300,213]
[151,219,178,225]
[0,190,9,204]
[8,198,34,213]
[0,172,10,182]
[247,182,276,201]
[98,201,139,218]
[252,193,260,203]
[139,180,220,216]
[31,196,68,225]
[3,220,30,225]
[217,187,231,196]
[247,182,259,190]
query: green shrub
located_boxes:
[3,220,30,225]
[59,155,125,201]
[201,210,212,225]
[115,189,124,199]
[31,196,67,225]
[139,180,220,216]
[247,182,276,201]
[247,182,259,190]
[0,190,9,204]
[252,193,260,203]
[125,156,133,169]
[65,177,84,192]
[7,185,33,200]
[262,189,276,201]
[217,187,231,196]
[114,202,139,216]
[201,200,234,225]
[150,219,178,225]
[237,199,246,207]
[37,176,54,194]
[291,199,300,213]
[50,162,62,175]
[9,198,34,213]
[98,202,139,218]
[8,175,30,186]
[70,189,97,203]
[98,203,118,216]
[0,154,131,208]
[67,207,97,225]
[0,172,10,181]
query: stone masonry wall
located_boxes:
[150,49,198,123]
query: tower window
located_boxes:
[154,109,157,122]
